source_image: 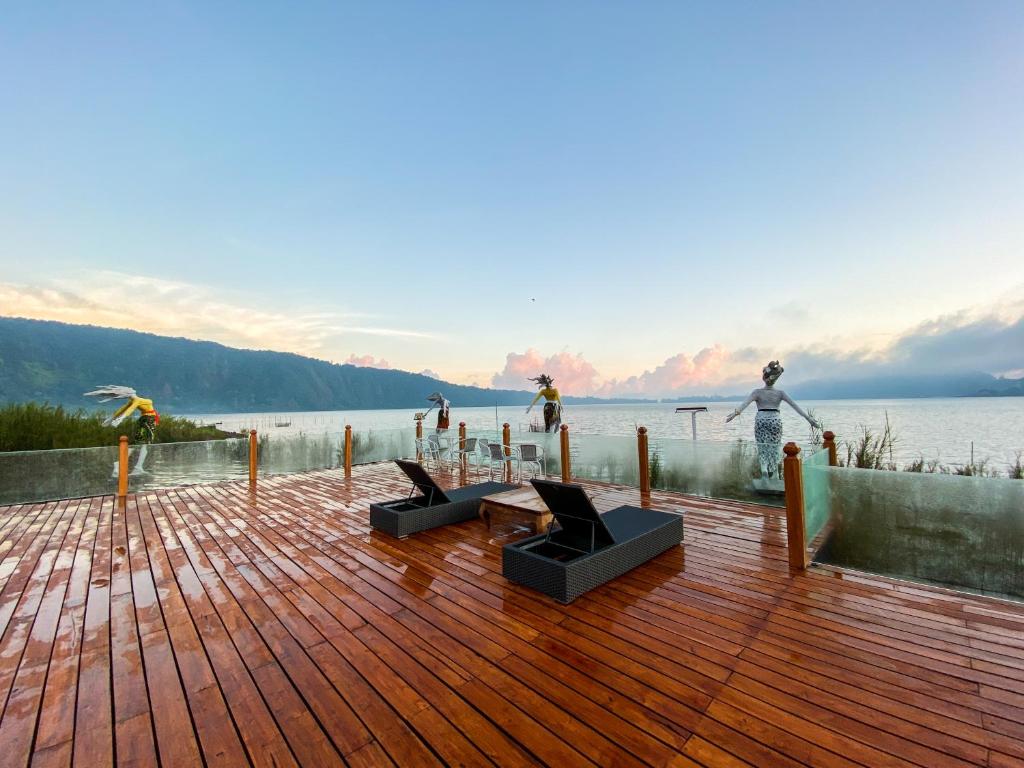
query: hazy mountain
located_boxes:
[0,317,648,412]
[0,317,1019,411]
[788,373,1024,400]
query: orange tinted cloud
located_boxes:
[491,349,601,395]
[345,354,391,369]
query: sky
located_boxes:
[2,1,1023,397]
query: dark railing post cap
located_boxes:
[560,424,568,432]
[249,429,257,436]
[637,426,647,434]
[822,430,835,441]
[459,421,466,427]
[783,442,801,457]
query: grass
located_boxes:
[837,412,1022,479]
[840,412,897,470]
[0,402,237,452]
[1011,452,1024,481]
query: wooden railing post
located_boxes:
[637,427,651,503]
[248,430,258,486]
[117,435,129,499]
[783,442,806,570]
[502,423,512,483]
[823,431,838,467]
[344,425,352,478]
[560,425,571,483]
[458,422,467,478]
[415,416,424,463]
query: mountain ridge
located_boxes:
[0,317,1020,411]
[0,317,652,412]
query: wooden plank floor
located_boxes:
[0,463,1022,767]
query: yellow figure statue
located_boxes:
[526,374,563,433]
[84,385,161,442]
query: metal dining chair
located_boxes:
[427,432,454,471]
[455,436,483,476]
[417,435,443,471]
[483,441,519,482]
[516,443,544,482]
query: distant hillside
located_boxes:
[789,373,1024,400]
[2,317,1019,410]
[0,317,646,412]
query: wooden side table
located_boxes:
[479,486,553,535]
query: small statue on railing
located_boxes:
[423,392,450,433]
[526,374,563,433]
[725,361,820,488]
[85,385,161,477]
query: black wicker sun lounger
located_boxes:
[502,478,684,603]
[369,459,516,538]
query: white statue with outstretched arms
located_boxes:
[725,361,819,480]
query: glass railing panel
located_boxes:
[569,434,641,486]
[802,447,832,551]
[510,431,561,478]
[351,428,416,465]
[125,438,251,491]
[260,432,344,475]
[0,445,120,504]
[815,467,1024,600]
[648,438,812,506]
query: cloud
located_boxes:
[599,346,733,396]
[494,298,1024,397]
[491,349,601,394]
[345,354,391,369]
[419,369,441,379]
[0,273,433,363]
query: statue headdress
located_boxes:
[528,374,554,389]
[762,360,784,383]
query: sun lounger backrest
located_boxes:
[530,479,615,551]
[395,459,451,504]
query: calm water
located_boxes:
[186,397,1024,473]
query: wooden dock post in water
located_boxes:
[560,425,571,483]
[823,430,838,467]
[783,442,806,570]
[637,427,651,502]
[249,430,258,486]
[344,425,352,478]
[502,423,512,483]
[117,435,128,499]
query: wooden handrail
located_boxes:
[637,427,650,502]
[344,425,352,478]
[248,430,258,486]
[459,422,467,478]
[502,423,512,483]
[782,442,806,570]
[415,416,423,463]
[560,425,571,483]
[117,436,128,499]
[822,430,838,467]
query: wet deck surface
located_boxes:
[0,462,1022,767]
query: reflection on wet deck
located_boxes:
[0,462,1022,766]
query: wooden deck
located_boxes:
[0,462,1022,767]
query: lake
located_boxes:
[186,397,1024,474]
